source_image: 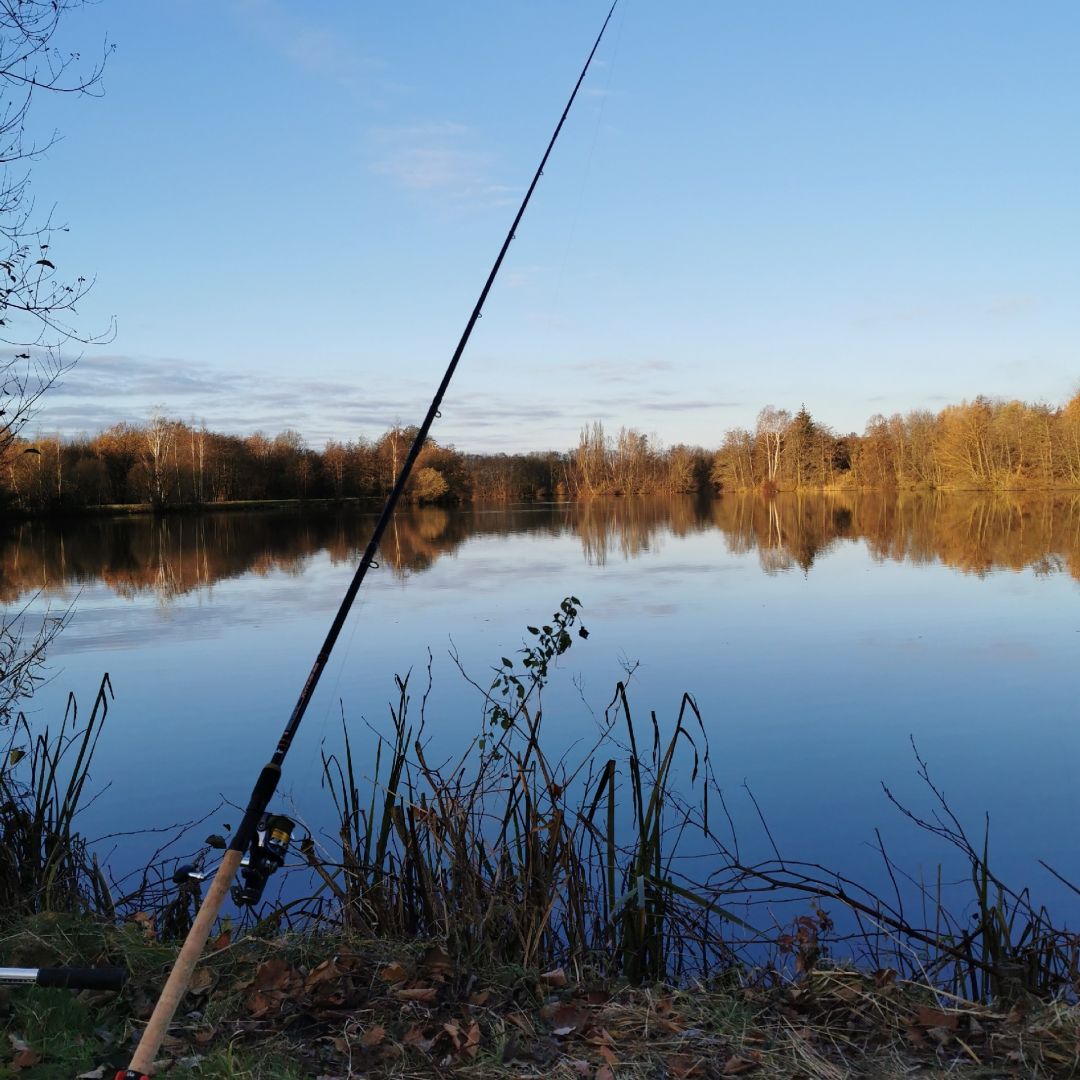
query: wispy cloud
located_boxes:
[229,0,386,91]
[644,400,740,412]
[560,357,675,385]
[369,122,513,204]
[34,353,415,445]
[30,353,578,452]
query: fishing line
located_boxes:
[119,6,620,1077]
[550,0,628,320]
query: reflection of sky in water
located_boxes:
[10,508,1080,916]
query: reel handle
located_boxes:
[37,966,128,991]
[0,966,127,991]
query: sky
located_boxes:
[14,0,1080,452]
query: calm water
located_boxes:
[3,493,1080,910]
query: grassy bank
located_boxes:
[5,912,1080,1079]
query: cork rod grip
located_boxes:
[125,848,244,1076]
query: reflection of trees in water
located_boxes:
[5,493,1080,603]
[707,491,1080,579]
[577,497,714,566]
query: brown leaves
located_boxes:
[7,1036,39,1071]
[244,955,303,1018]
[543,1001,593,1037]
[127,910,156,940]
[722,1051,762,1074]
[360,1025,386,1048]
[187,965,215,996]
[540,966,568,988]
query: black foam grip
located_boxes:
[36,966,128,991]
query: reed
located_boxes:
[0,672,114,919]
[316,599,735,983]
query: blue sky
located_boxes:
[20,1,1080,451]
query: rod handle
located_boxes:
[36,966,128,991]
[124,847,244,1077]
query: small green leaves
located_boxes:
[483,598,589,745]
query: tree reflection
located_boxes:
[4,493,1080,604]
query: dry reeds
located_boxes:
[0,672,114,918]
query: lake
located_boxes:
[3,492,1079,920]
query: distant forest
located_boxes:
[5,394,1080,512]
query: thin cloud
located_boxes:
[560,357,676,385]
[229,0,382,89]
[644,400,740,412]
[368,122,513,204]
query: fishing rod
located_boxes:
[119,5,618,1077]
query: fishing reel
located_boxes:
[231,812,295,907]
[171,812,295,908]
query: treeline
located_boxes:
[5,393,1080,512]
[0,415,711,512]
[2,419,484,512]
[712,396,1080,492]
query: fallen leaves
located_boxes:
[7,1035,39,1070]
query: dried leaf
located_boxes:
[666,1055,705,1079]
[252,955,297,992]
[464,1021,480,1058]
[421,946,452,974]
[394,986,438,1003]
[505,1011,534,1034]
[915,1007,958,1031]
[188,966,215,994]
[245,990,276,1018]
[548,1003,590,1036]
[305,958,343,990]
[595,1068,615,1080]
[379,961,409,983]
[540,967,568,988]
[722,1052,762,1075]
[129,911,156,939]
[12,1049,41,1070]
[361,1025,386,1048]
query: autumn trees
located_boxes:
[569,422,710,497]
[707,397,1080,495]
[711,405,846,492]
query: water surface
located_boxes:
[3,492,1079,910]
